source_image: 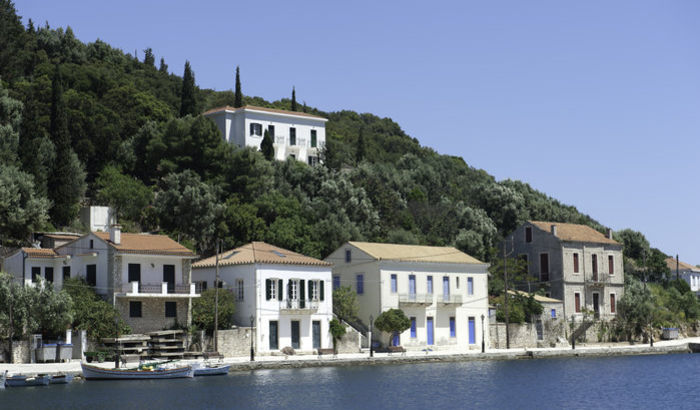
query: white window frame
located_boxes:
[268,279,277,300]
[290,279,299,300]
[310,280,319,301]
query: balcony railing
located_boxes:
[585,273,610,287]
[121,282,198,297]
[439,294,463,305]
[399,293,433,305]
[280,299,319,312]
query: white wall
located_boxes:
[57,234,109,295]
[119,254,185,290]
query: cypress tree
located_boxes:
[356,126,365,164]
[143,47,155,67]
[159,57,168,74]
[180,60,196,117]
[291,86,297,111]
[261,129,274,160]
[234,66,242,108]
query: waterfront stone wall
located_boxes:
[490,320,568,349]
[213,327,256,357]
[336,324,363,354]
[0,340,31,363]
[116,298,190,334]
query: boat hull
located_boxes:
[49,374,75,384]
[5,375,50,387]
[81,363,193,380]
[193,364,230,376]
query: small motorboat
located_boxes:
[5,374,50,387]
[191,362,230,376]
[49,374,75,384]
[81,362,194,380]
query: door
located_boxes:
[269,321,279,350]
[291,320,300,349]
[392,332,400,347]
[593,293,600,316]
[312,321,321,349]
[128,263,141,283]
[86,264,96,287]
[468,317,476,345]
[427,317,434,345]
[409,275,416,300]
[163,265,175,293]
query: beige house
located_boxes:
[666,257,700,296]
[325,242,489,351]
[509,221,624,321]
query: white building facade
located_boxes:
[325,242,490,351]
[666,257,700,296]
[192,242,333,354]
[203,105,327,165]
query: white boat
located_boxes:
[1,370,6,389]
[191,362,230,376]
[4,374,50,387]
[81,363,194,380]
[49,374,74,384]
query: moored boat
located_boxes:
[81,362,194,380]
[5,374,50,387]
[49,374,75,384]
[191,362,230,376]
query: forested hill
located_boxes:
[0,1,605,262]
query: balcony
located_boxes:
[279,299,319,314]
[399,293,433,306]
[439,294,463,305]
[585,273,610,287]
[118,282,199,298]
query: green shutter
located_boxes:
[300,280,306,308]
[308,280,313,299]
[287,280,293,300]
[265,279,271,300]
[278,279,283,301]
[320,280,325,301]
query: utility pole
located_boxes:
[8,285,13,363]
[503,237,514,349]
[214,239,220,353]
[676,254,680,282]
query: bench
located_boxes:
[387,346,406,356]
[317,348,336,358]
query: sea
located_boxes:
[2,353,700,409]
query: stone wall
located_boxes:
[200,327,257,358]
[490,319,568,349]
[116,298,190,334]
[0,340,31,363]
[336,324,363,354]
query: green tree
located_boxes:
[261,129,274,160]
[63,278,129,340]
[329,318,346,353]
[0,165,50,245]
[192,289,236,334]
[617,277,654,341]
[234,65,242,108]
[291,86,297,111]
[95,165,153,224]
[332,286,359,322]
[143,47,155,67]
[159,57,168,74]
[180,60,196,117]
[0,77,22,166]
[33,279,73,338]
[374,308,411,346]
[355,126,365,164]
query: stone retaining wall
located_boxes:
[0,340,31,363]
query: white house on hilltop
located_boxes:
[203,105,327,165]
[192,242,333,354]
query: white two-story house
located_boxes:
[2,225,199,334]
[666,257,700,297]
[325,242,489,351]
[203,105,327,165]
[191,242,333,354]
[509,221,624,320]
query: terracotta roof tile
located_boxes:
[21,248,60,258]
[346,242,484,264]
[193,242,330,268]
[508,289,562,303]
[665,257,700,272]
[202,105,327,120]
[529,221,620,245]
[93,232,195,257]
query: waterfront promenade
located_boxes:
[3,336,699,377]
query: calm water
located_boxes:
[3,354,700,409]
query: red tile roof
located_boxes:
[93,232,196,257]
[193,242,330,268]
[202,105,327,120]
[21,248,60,258]
[529,221,620,245]
[665,257,699,272]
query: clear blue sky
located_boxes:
[16,0,700,265]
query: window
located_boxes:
[307,156,319,166]
[608,255,614,275]
[128,263,141,283]
[610,294,616,314]
[45,267,54,283]
[410,317,416,338]
[592,254,598,275]
[86,264,97,287]
[356,274,364,294]
[266,279,277,300]
[31,267,40,283]
[309,280,320,300]
[525,227,532,243]
[390,274,397,293]
[449,317,456,338]
[289,127,296,145]
[408,275,416,297]
[333,275,340,290]
[268,125,275,137]
[249,122,262,136]
[575,292,581,313]
[456,277,460,289]
[289,279,299,300]
[551,309,557,319]
[130,301,142,318]
[236,279,244,301]
[467,277,474,295]
[345,249,351,263]
[573,253,579,273]
[427,276,433,294]
[165,301,177,318]
[89,239,94,249]
[62,266,70,281]
[443,276,450,301]
[540,254,549,282]
[311,130,317,147]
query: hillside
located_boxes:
[0,1,607,262]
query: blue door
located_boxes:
[468,317,476,345]
[427,317,434,345]
[392,332,400,347]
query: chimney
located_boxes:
[606,228,613,240]
[551,224,557,237]
[110,224,121,245]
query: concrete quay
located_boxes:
[2,337,698,377]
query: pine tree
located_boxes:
[234,66,242,108]
[261,129,274,160]
[159,57,168,74]
[180,60,196,117]
[291,86,297,111]
[356,126,366,164]
[47,65,86,227]
[143,47,155,67]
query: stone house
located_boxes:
[191,242,333,354]
[508,221,624,321]
[324,242,489,351]
[2,225,199,334]
[203,105,327,165]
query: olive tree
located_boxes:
[374,308,411,347]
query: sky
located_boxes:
[15,0,700,264]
